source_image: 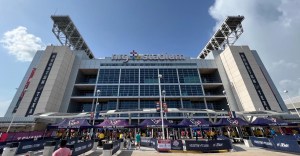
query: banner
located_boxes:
[16,140,45,154]
[112,140,121,155]
[185,140,232,151]
[250,136,300,153]
[171,140,183,150]
[141,137,152,147]
[71,140,93,156]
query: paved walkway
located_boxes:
[116,144,298,156]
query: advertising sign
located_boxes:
[157,139,171,152]
[171,140,183,150]
[185,140,232,151]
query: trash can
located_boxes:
[103,143,113,156]
[2,142,19,156]
[43,141,57,156]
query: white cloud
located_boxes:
[209,0,300,97]
[0,99,11,117]
[271,59,298,69]
[0,26,45,62]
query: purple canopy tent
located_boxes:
[139,119,174,128]
[48,118,92,129]
[214,118,249,127]
[177,118,212,127]
[95,119,129,128]
[250,117,293,126]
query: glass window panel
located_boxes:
[98,69,120,84]
[140,85,159,96]
[140,69,158,83]
[178,69,200,83]
[158,69,178,83]
[180,85,203,96]
[119,100,138,110]
[161,85,180,96]
[120,69,139,83]
[97,86,118,96]
[119,85,138,96]
[140,100,157,109]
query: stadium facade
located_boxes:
[2,15,289,130]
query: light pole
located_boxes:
[162,89,169,139]
[92,89,101,126]
[222,90,231,111]
[284,90,300,118]
[158,74,165,140]
[7,88,27,133]
[162,90,166,119]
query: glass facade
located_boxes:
[71,63,225,118]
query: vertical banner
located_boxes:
[26,53,57,116]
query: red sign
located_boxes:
[157,139,171,152]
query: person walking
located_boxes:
[52,140,72,156]
[135,132,141,150]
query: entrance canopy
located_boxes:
[48,118,92,129]
[213,118,248,127]
[95,119,129,128]
[178,118,212,127]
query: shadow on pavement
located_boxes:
[120,150,134,156]
[233,144,246,152]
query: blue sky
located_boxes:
[1,0,300,116]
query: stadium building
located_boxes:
[1,15,289,130]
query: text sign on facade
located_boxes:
[112,50,185,63]
[26,53,57,116]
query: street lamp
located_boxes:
[158,74,165,139]
[284,90,300,118]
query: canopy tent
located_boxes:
[139,119,174,128]
[48,118,92,129]
[213,118,249,127]
[250,117,294,126]
[177,118,212,127]
[95,119,129,128]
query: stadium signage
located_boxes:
[112,50,185,62]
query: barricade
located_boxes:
[71,140,93,156]
[250,136,300,154]
[2,142,19,156]
[16,139,45,154]
[103,143,113,156]
[43,141,56,156]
